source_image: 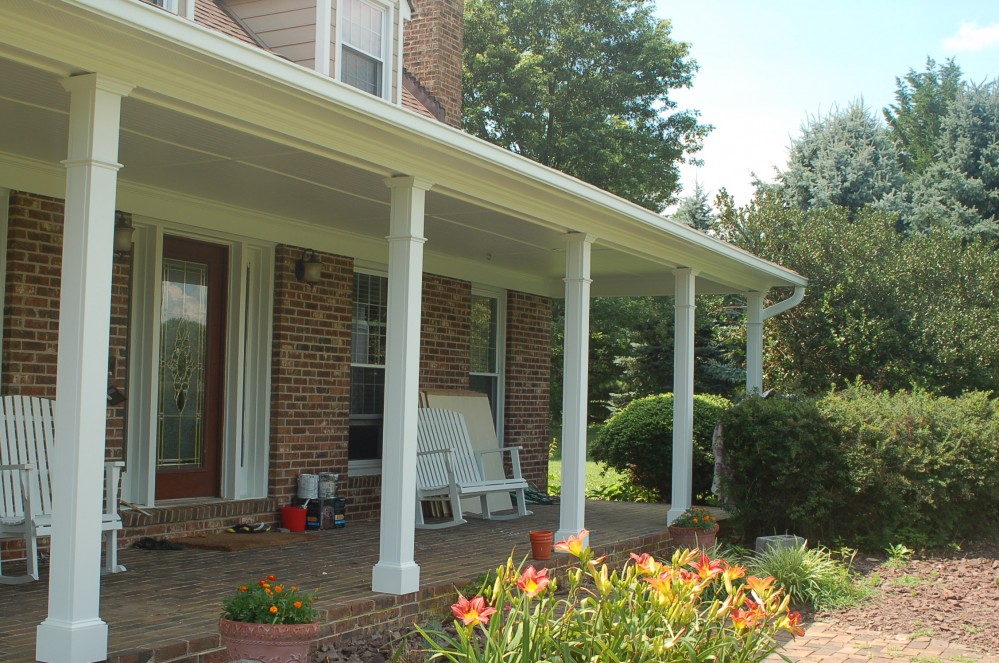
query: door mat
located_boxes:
[180,531,320,552]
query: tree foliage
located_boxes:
[463,0,710,211]
[716,189,999,395]
[884,58,964,176]
[778,101,904,214]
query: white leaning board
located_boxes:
[423,390,514,514]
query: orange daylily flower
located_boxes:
[746,576,776,602]
[787,610,805,637]
[517,566,551,598]
[630,552,662,575]
[554,529,588,558]
[451,594,497,627]
[688,553,725,580]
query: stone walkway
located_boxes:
[773,620,998,662]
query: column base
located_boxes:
[371,561,420,595]
[36,617,108,663]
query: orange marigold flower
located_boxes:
[274,585,283,593]
[451,594,497,627]
[238,586,248,592]
[516,566,551,598]
[257,579,267,587]
[294,601,303,609]
[269,605,278,614]
[692,517,699,523]
[291,586,298,591]
[266,575,277,582]
[265,588,273,595]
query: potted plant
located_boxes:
[668,506,719,549]
[219,574,320,662]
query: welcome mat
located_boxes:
[180,531,320,552]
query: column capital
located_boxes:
[384,175,434,191]
[61,73,135,98]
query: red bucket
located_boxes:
[281,506,307,532]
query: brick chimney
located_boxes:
[404,0,464,129]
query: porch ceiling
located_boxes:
[0,0,806,298]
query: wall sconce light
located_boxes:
[113,213,134,257]
[295,249,322,286]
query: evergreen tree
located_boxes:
[673,182,716,231]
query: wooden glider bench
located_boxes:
[416,407,532,529]
[0,395,125,583]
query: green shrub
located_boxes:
[719,394,851,543]
[591,393,730,501]
[721,387,999,549]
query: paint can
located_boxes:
[318,472,339,498]
[297,473,319,499]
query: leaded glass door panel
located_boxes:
[155,237,228,500]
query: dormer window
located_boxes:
[339,0,390,98]
[145,0,194,20]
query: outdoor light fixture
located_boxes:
[295,248,322,286]
[113,212,134,257]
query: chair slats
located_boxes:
[415,408,531,529]
[0,395,126,583]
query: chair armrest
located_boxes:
[0,463,36,471]
[103,461,124,518]
[475,447,525,480]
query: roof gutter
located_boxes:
[762,286,806,320]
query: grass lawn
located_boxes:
[547,459,629,495]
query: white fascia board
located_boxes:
[4,0,805,292]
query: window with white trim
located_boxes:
[339,0,389,97]
[349,272,388,466]
[470,290,505,432]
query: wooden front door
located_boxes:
[155,236,228,500]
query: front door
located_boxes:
[155,236,228,500]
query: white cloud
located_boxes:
[942,21,999,52]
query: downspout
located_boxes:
[745,286,805,394]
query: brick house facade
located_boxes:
[1,189,551,552]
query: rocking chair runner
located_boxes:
[0,395,125,583]
[415,408,532,529]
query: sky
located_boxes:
[654,0,999,209]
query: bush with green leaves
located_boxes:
[591,393,730,501]
[720,387,999,549]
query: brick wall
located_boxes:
[1,192,129,458]
[404,0,464,128]
[420,274,470,390]
[269,247,354,508]
[503,291,552,490]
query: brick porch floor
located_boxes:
[3,501,995,663]
[0,501,682,662]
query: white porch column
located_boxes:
[556,233,594,543]
[372,175,431,595]
[667,267,696,523]
[745,291,765,395]
[37,73,132,663]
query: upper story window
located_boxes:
[339,0,389,97]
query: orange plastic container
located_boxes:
[281,506,307,532]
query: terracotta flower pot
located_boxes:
[667,522,719,551]
[529,529,554,560]
[219,617,320,663]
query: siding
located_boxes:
[227,0,319,69]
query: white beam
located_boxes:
[37,73,133,663]
[371,175,431,595]
[667,267,696,524]
[556,233,594,543]
[745,291,765,395]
